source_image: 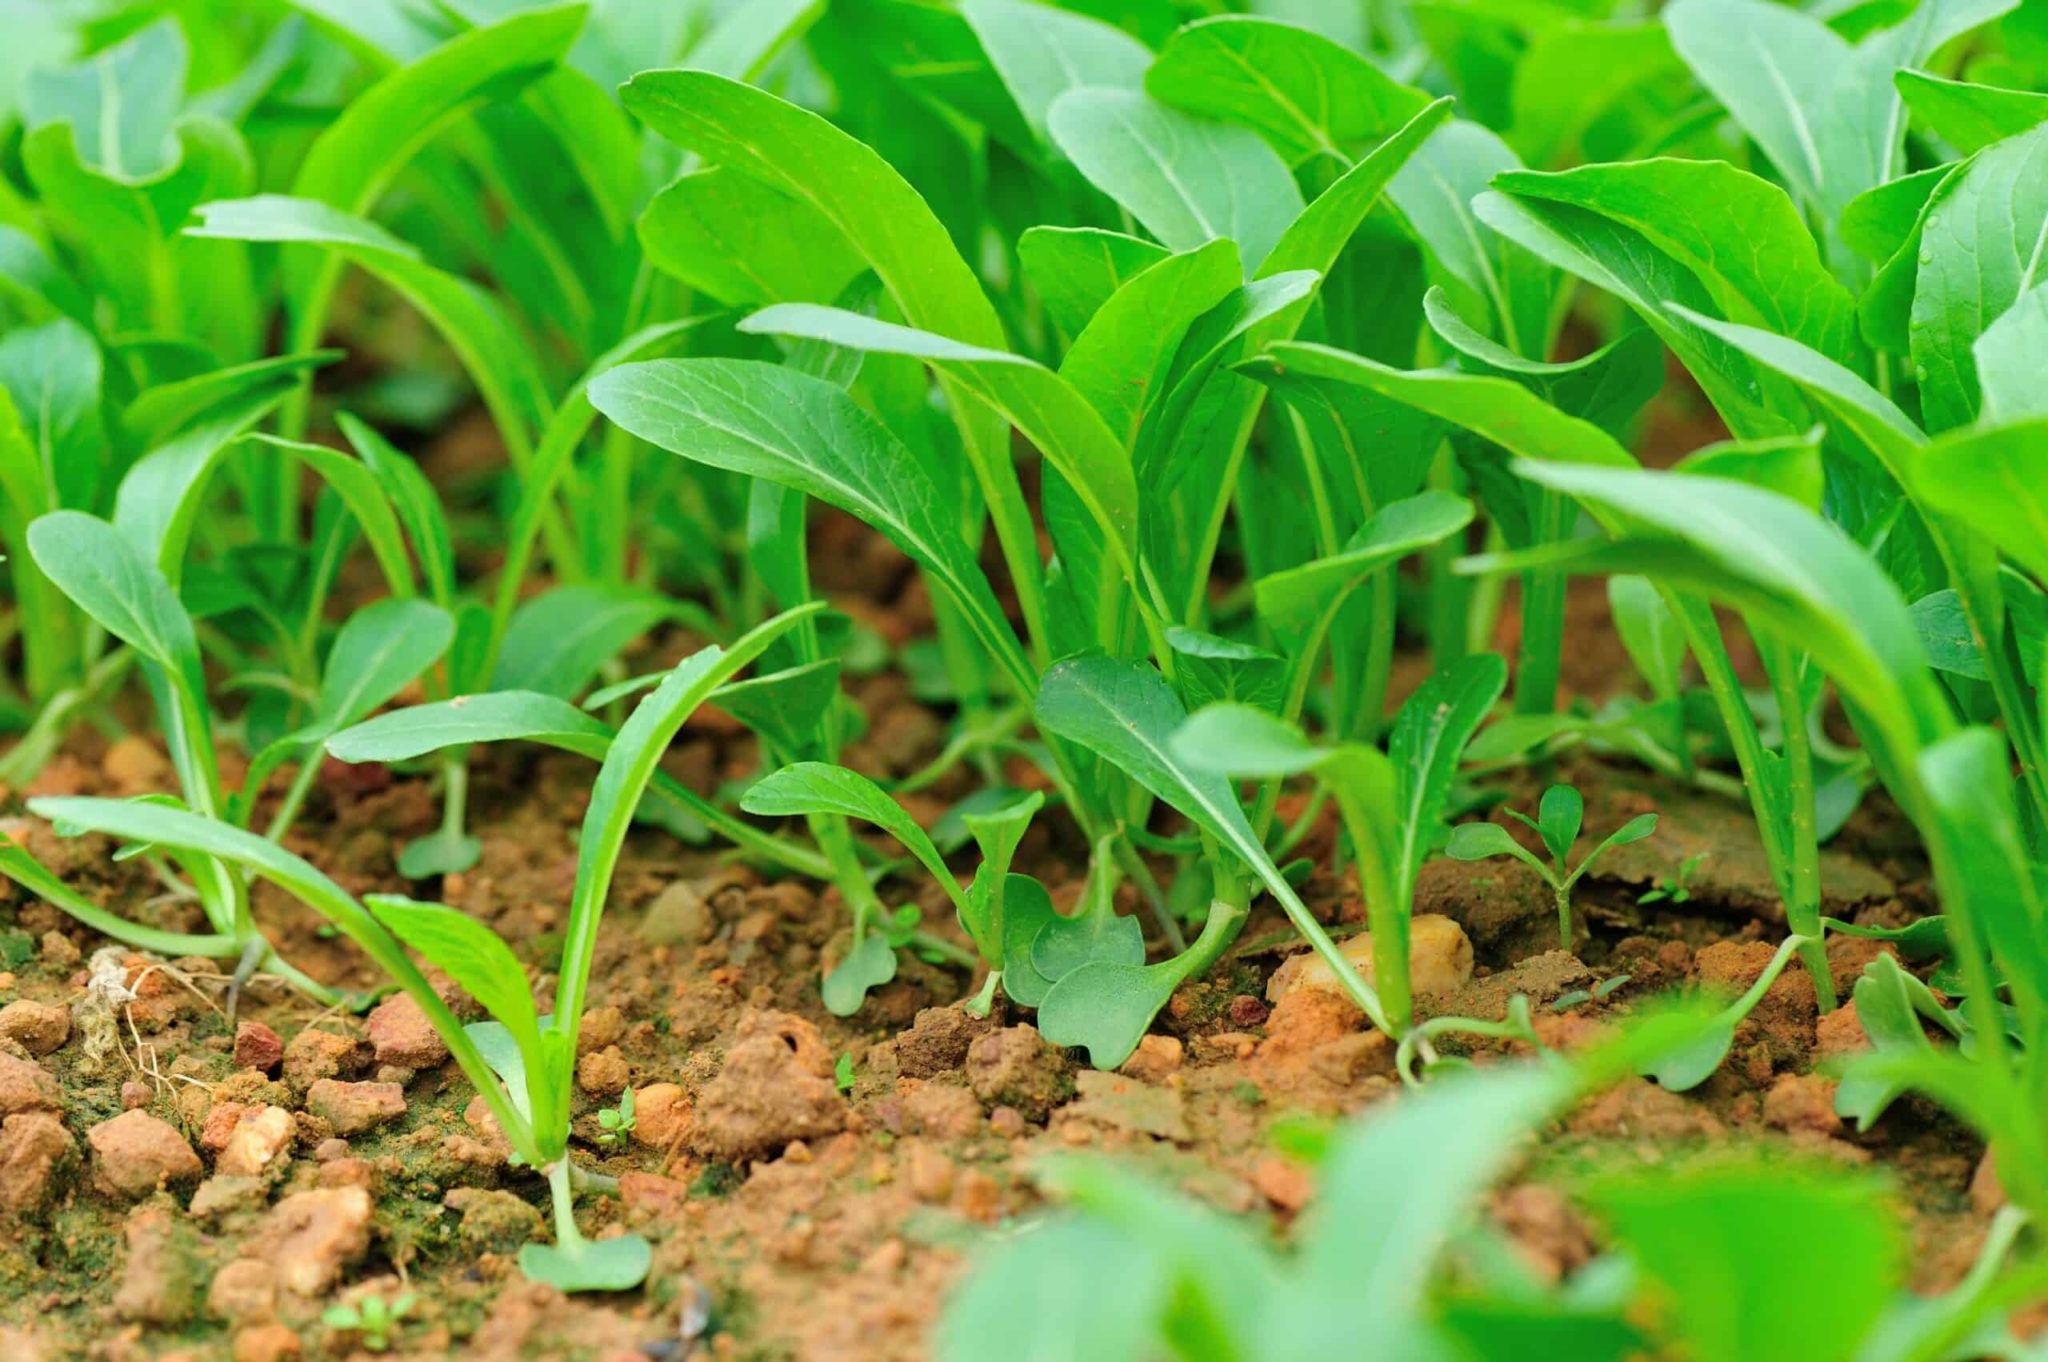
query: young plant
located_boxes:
[322,1291,416,1353]
[28,603,818,1292]
[1445,785,1658,948]
[593,1088,635,1148]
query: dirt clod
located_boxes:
[0,1111,75,1213]
[282,1029,369,1093]
[0,1000,69,1056]
[965,1024,1071,1121]
[216,1105,295,1179]
[87,1110,203,1198]
[691,1010,847,1160]
[303,1079,406,1136]
[444,1186,546,1253]
[251,1186,373,1297]
[880,1005,991,1080]
[0,1049,61,1116]
[114,1205,202,1325]
[365,993,447,1070]
[233,1022,284,1075]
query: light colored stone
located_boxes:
[88,1110,202,1198]
[304,1079,405,1136]
[218,1106,295,1178]
[255,1187,372,1297]
[1265,914,1473,1005]
[0,1000,69,1056]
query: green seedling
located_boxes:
[594,1088,635,1148]
[30,603,819,1292]
[1446,785,1658,948]
[322,1291,416,1353]
[1639,851,1707,906]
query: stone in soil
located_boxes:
[875,1005,991,1080]
[444,1186,545,1253]
[0,1049,61,1116]
[365,993,448,1070]
[207,1256,278,1322]
[0,1111,75,1213]
[87,1110,203,1198]
[113,1204,203,1325]
[304,1078,406,1136]
[251,1186,373,1297]
[0,1000,69,1056]
[964,1024,1071,1121]
[1264,914,1473,1004]
[233,1021,284,1075]
[282,1028,369,1093]
[690,1009,848,1161]
[217,1105,296,1178]
[629,1082,690,1151]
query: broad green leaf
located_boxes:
[243,434,418,599]
[740,304,1141,579]
[327,692,609,764]
[1166,628,1285,715]
[27,512,199,686]
[962,791,1044,966]
[1424,288,1665,439]
[1911,419,2048,585]
[589,359,1033,694]
[742,761,962,911]
[1833,953,1967,1129]
[1036,956,1188,1069]
[1588,1158,1902,1362]
[1060,238,1242,445]
[1972,284,2048,425]
[1390,654,1507,889]
[1916,726,2048,1018]
[822,933,898,1018]
[0,318,103,513]
[316,599,455,732]
[492,585,674,700]
[1254,490,1476,635]
[963,0,1150,150]
[1896,69,2048,153]
[1144,15,1429,166]
[1171,702,1325,777]
[22,19,184,181]
[1049,88,1305,276]
[112,377,301,578]
[1017,227,1169,336]
[366,893,539,1043]
[120,352,340,454]
[1509,20,1682,169]
[681,0,823,80]
[1609,575,1686,699]
[1262,98,1456,280]
[935,1218,1172,1362]
[518,1234,652,1295]
[1387,120,1556,358]
[638,167,865,307]
[712,660,841,760]
[1841,164,1950,266]
[617,72,1024,627]
[1445,822,1532,863]
[1907,121,2048,430]
[1536,784,1583,863]
[998,873,1076,1008]
[191,197,551,460]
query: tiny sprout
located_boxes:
[322,1290,416,1352]
[1447,785,1658,948]
[835,1053,856,1093]
[1640,850,1708,905]
[595,1087,636,1146]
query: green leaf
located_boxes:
[1036,957,1183,1069]
[638,167,864,307]
[366,893,539,1045]
[120,352,340,454]
[1390,654,1508,889]
[1973,284,2048,425]
[999,873,1077,1008]
[821,932,898,1018]
[963,0,1150,151]
[1253,490,1476,636]
[742,762,962,913]
[1833,953,1966,1129]
[962,791,1045,967]
[1536,785,1582,863]
[1166,628,1285,715]
[492,585,673,700]
[589,359,1032,694]
[1910,419,2048,586]
[1144,15,1429,166]
[1049,88,1304,276]
[1060,238,1243,446]
[328,692,612,765]
[681,0,823,80]
[1897,70,2048,153]
[1907,122,2048,431]
[27,512,199,686]
[1609,575,1686,699]
[1017,227,1169,336]
[1445,822,1532,863]
[935,1218,1172,1362]
[316,598,454,733]
[517,1234,652,1295]
[712,660,842,760]
[1588,1157,1902,1362]
[0,318,104,512]
[23,19,185,181]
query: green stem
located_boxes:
[963,968,1000,1018]
[1762,641,1835,1010]
[1515,489,1569,716]
[546,1159,587,1252]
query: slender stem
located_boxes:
[264,756,324,844]
[963,969,1000,1018]
[546,1160,586,1252]
[1762,642,1835,1010]
[1555,880,1573,952]
[912,931,981,972]
[1515,489,1569,716]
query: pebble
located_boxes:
[217,1106,295,1178]
[0,1111,75,1213]
[87,1111,203,1199]
[282,1029,368,1093]
[365,994,447,1070]
[576,1046,631,1096]
[0,1049,61,1116]
[1264,914,1473,1005]
[253,1187,373,1296]
[304,1079,406,1136]
[0,1000,69,1056]
[630,1083,690,1151]
[233,1022,284,1076]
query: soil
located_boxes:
[0,508,2022,1361]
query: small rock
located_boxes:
[282,1028,369,1093]
[883,1006,991,1079]
[208,1258,278,1322]
[577,1005,626,1055]
[639,880,712,946]
[0,1050,60,1117]
[690,1011,847,1161]
[121,1081,153,1110]
[443,1186,545,1254]
[232,1322,301,1362]
[965,1025,1072,1121]
[39,931,80,968]
[576,1046,630,1097]
[318,1157,377,1192]
[0,1112,75,1213]
[304,1079,406,1136]
[88,1110,203,1198]
[1763,1073,1842,1138]
[1226,995,1269,1028]
[234,1022,284,1076]
[113,1205,202,1325]
[1120,1035,1183,1085]
[1265,914,1473,1005]
[989,1106,1026,1138]
[218,1106,295,1178]
[200,1101,251,1156]
[0,1000,68,1056]
[1814,1001,1869,1066]
[630,1083,691,1151]
[903,1140,954,1203]
[365,994,447,1071]
[254,1187,372,1297]
[189,1175,269,1218]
